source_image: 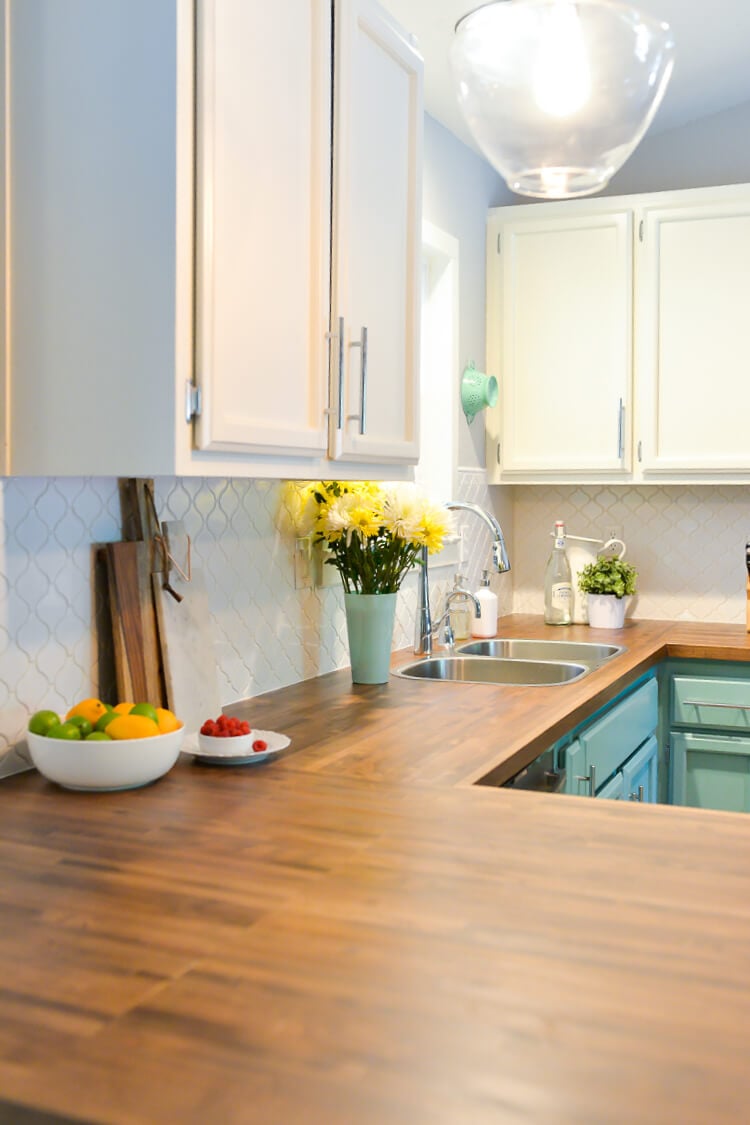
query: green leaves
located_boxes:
[577,556,637,599]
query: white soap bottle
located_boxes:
[472,570,498,638]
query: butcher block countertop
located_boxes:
[3,617,750,1124]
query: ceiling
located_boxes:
[383,1,750,153]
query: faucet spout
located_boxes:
[445,501,511,573]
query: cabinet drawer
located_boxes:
[672,675,750,732]
[579,677,658,786]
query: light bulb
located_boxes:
[532,2,592,118]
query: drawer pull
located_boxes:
[575,764,597,797]
[683,699,750,711]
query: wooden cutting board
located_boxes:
[105,540,165,706]
[152,521,222,733]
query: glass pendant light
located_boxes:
[450,0,675,199]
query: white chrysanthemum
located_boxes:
[322,492,359,541]
[382,484,425,542]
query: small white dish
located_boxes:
[185,728,291,766]
[26,726,184,791]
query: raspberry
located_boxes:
[252,740,267,753]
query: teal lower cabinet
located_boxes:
[666,660,750,812]
[621,735,658,803]
[563,675,659,801]
[671,732,750,812]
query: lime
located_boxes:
[68,715,93,738]
[130,702,159,724]
[85,731,112,742]
[28,710,61,737]
[47,722,83,741]
[95,711,118,733]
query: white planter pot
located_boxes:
[587,594,627,630]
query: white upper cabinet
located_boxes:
[2,0,421,479]
[486,183,750,485]
[637,192,750,477]
[193,0,331,459]
[486,208,632,477]
[329,0,422,464]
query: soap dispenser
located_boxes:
[472,570,498,638]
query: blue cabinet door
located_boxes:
[621,735,658,803]
[564,739,591,796]
[597,771,624,800]
[671,732,750,811]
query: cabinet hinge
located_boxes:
[185,380,202,423]
[497,441,501,465]
[638,220,644,242]
[497,232,501,255]
[664,741,670,765]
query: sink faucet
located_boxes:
[414,501,511,656]
[430,586,482,654]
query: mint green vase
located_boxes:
[343,592,397,684]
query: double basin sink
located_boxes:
[395,639,625,687]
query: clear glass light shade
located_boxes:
[450,0,675,198]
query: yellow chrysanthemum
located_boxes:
[349,505,382,539]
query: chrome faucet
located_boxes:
[431,586,482,653]
[414,501,511,656]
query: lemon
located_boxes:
[113,701,135,715]
[28,710,61,736]
[130,702,159,724]
[66,698,108,726]
[155,707,180,734]
[106,714,159,740]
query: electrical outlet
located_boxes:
[606,524,624,543]
[294,540,313,590]
[316,546,341,588]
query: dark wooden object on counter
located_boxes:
[2,618,750,1123]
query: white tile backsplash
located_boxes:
[511,484,750,623]
[0,476,452,766]
[3,474,747,771]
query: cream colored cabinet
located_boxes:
[329,0,422,465]
[486,183,750,485]
[2,0,421,479]
[485,207,632,478]
[637,193,750,478]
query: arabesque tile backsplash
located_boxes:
[2,474,749,771]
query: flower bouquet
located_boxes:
[282,481,452,681]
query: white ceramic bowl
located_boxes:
[26,725,184,791]
[197,731,255,757]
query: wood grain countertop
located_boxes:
[2,616,750,1123]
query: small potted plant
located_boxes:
[577,555,638,629]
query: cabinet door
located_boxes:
[330,0,422,464]
[671,732,750,812]
[597,772,625,800]
[487,211,632,477]
[563,739,591,796]
[621,734,658,803]
[638,196,750,475]
[194,0,331,456]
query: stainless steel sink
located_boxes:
[456,638,625,668]
[394,655,588,686]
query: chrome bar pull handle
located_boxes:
[336,316,345,430]
[359,325,368,435]
[629,785,645,802]
[684,699,750,711]
[348,326,368,434]
[575,764,596,797]
[617,398,625,459]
